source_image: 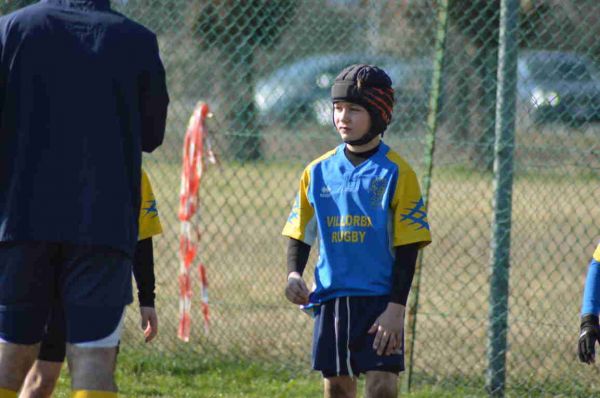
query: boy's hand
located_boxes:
[285,272,310,305]
[368,302,405,356]
[140,306,158,343]
[579,314,600,364]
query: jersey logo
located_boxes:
[142,199,159,218]
[400,198,429,231]
[369,177,387,206]
[320,186,332,198]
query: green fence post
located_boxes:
[486,0,518,396]
[404,0,449,393]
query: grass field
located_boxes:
[52,354,428,397]
[65,128,598,397]
[50,353,600,397]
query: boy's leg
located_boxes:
[19,360,63,398]
[313,298,358,398]
[364,371,398,398]
[0,242,56,394]
[61,244,132,397]
[324,376,357,398]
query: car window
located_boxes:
[527,58,594,82]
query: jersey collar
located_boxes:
[337,142,389,170]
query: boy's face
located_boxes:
[333,101,371,143]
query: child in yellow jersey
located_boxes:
[283,64,431,398]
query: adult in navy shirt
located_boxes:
[0,1,168,397]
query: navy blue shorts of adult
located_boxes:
[312,295,404,378]
[38,299,122,363]
[0,242,132,345]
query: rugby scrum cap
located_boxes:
[331,64,395,145]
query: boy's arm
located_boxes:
[287,237,311,277]
[389,243,420,305]
[368,243,419,356]
[133,237,158,342]
[133,238,155,307]
[581,247,600,317]
[370,164,431,356]
[282,166,316,306]
[285,238,311,305]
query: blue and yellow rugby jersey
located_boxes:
[139,170,163,241]
[582,241,600,315]
[282,142,432,303]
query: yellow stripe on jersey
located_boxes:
[72,391,117,398]
[282,167,315,244]
[594,242,600,262]
[386,151,432,248]
[282,149,337,245]
[0,388,17,398]
[139,169,163,241]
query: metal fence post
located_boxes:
[486,0,518,396]
[404,0,449,393]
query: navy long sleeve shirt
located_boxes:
[0,0,169,255]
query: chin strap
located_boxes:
[343,129,382,146]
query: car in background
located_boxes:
[518,50,600,125]
[254,53,432,129]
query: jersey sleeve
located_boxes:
[282,166,318,246]
[391,169,432,248]
[138,169,163,241]
[581,242,600,315]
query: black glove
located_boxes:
[578,314,600,364]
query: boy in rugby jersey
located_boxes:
[578,241,600,364]
[282,64,432,398]
[19,170,162,398]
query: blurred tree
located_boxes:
[113,0,183,34]
[192,0,296,161]
[449,0,500,171]
[0,0,36,15]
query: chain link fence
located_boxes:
[3,0,600,396]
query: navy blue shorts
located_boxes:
[38,299,122,362]
[312,295,404,377]
[0,242,132,345]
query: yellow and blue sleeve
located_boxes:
[389,158,432,248]
[138,169,163,241]
[581,242,600,316]
[282,166,317,245]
